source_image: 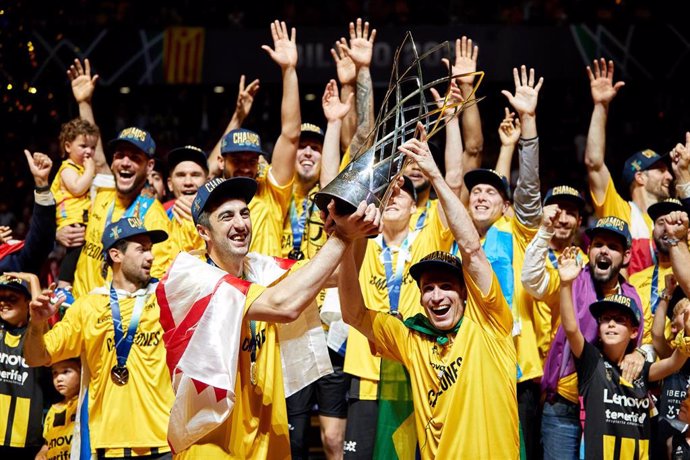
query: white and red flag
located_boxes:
[156,251,332,453]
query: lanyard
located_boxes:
[289,196,310,252]
[547,248,559,268]
[110,285,147,368]
[650,263,660,314]
[414,200,431,231]
[380,236,411,314]
[105,194,151,229]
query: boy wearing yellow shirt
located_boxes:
[338,133,519,459]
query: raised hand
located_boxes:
[557,246,582,283]
[430,79,463,121]
[262,20,298,69]
[339,18,376,69]
[24,149,52,187]
[331,43,356,85]
[398,123,439,179]
[671,132,690,182]
[29,284,63,324]
[443,36,478,86]
[0,226,12,244]
[501,65,544,117]
[326,199,381,242]
[322,79,353,122]
[663,211,690,242]
[67,58,99,104]
[498,107,521,147]
[235,74,260,121]
[541,204,561,230]
[587,58,625,106]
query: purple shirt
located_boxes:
[541,264,643,397]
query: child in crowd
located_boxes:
[36,358,81,460]
[558,246,690,459]
[50,118,99,289]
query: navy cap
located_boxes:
[622,149,668,186]
[102,217,168,252]
[108,127,156,157]
[220,128,267,156]
[0,274,30,298]
[585,216,632,249]
[648,198,685,222]
[589,294,641,327]
[410,251,463,285]
[192,177,258,224]
[464,169,511,201]
[544,185,585,210]
[167,145,209,174]
[300,123,325,143]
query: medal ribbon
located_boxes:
[105,193,154,229]
[414,200,431,231]
[380,236,411,315]
[547,248,559,268]
[650,263,660,314]
[289,196,310,254]
[110,285,147,368]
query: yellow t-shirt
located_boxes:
[370,272,519,459]
[43,396,78,460]
[72,187,171,298]
[43,289,174,455]
[590,177,654,276]
[280,184,326,260]
[174,285,290,459]
[168,215,204,260]
[51,160,91,230]
[629,262,670,346]
[248,167,293,258]
[343,210,453,399]
[408,198,439,232]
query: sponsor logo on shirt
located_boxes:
[603,388,649,426]
[427,357,463,408]
[0,351,29,385]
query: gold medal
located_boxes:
[250,361,257,385]
[111,365,129,386]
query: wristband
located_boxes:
[634,347,648,360]
[35,184,50,193]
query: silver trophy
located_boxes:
[314,32,484,215]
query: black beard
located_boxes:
[589,260,619,284]
[654,237,670,256]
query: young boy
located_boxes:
[558,246,690,459]
[35,359,80,460]
[50,118,99,288]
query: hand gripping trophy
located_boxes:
[314,32,484,214]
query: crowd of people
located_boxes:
[2,14,690,460]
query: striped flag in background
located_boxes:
[163,27,205,84]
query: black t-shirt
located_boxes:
[672,433,690,460]
[0,324,55,448]
[575,341,652,460]
[659,361,690,438]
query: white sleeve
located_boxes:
[520,226,554,300]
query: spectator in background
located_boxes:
[50,118,99,289]
[35,358,81,460]
[0,151,55,275]
[0,272,54,460]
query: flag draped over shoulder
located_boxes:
[374,359,417,459]
[156,251,333,453]
[156,252,249,453]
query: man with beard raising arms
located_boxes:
[525,215,647,460]
[216,20,301,258]
[521,185,586,363]
[585,58,673,276]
